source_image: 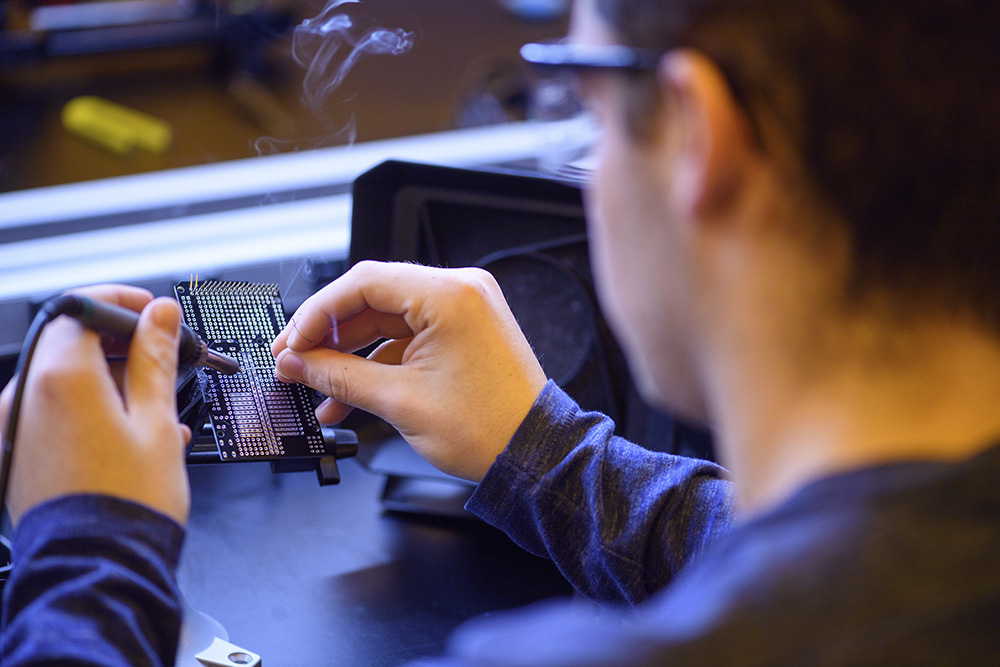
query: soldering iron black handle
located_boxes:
[48,294,208,368]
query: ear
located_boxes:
[658,49,755,221]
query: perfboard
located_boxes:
[174,280,328,461]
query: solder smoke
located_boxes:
[293,0,415,114]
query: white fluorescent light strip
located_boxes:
[0,194,351,301]
[30,0,196,31]
[0,119,586,230]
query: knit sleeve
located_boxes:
[467,380,735,606]
[1,494,185,667]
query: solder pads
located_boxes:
[174,280,328,461]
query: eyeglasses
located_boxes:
[517,42,665,184]
[522,40,765,151]
[520,41,663,72]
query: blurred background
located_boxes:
[0,0,570,192]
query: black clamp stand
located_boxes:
[186,426,359,487]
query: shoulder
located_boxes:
[637,450,1000,664]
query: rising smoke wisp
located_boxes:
[293,0,415,114]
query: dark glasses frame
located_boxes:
[522,40,765,149]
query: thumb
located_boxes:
[124,298,182,423]
[276,346,404,420]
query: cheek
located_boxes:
[585,182,662,407]
[586,135,652,319]
[584,139,709,420]
[585,137,660,398]
[586,145,629,326]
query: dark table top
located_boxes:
[179,455,573,666]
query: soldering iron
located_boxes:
[0,293,239,554]
[51,294,241,375]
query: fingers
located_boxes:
[67,284,154,311]
[273,307,413,358]
[315,397,352,425]
[270,261,423,356]
[30,317,111,393]
[64,285,155,358]
[123,298,182,429]
[295,337,412,425]
[277,262,385,351]
[273,262,488,355]
[368,337,412,366]
[275,345,404,421]
[319,309,415,353]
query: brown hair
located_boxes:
[596,0,1000,327]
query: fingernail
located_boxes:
[276,350,305,380]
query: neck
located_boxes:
[709,312,1000,516]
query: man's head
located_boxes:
[567,0,1000,418]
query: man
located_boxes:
[4,0,1000,664]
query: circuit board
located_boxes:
[174,280,328,461]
